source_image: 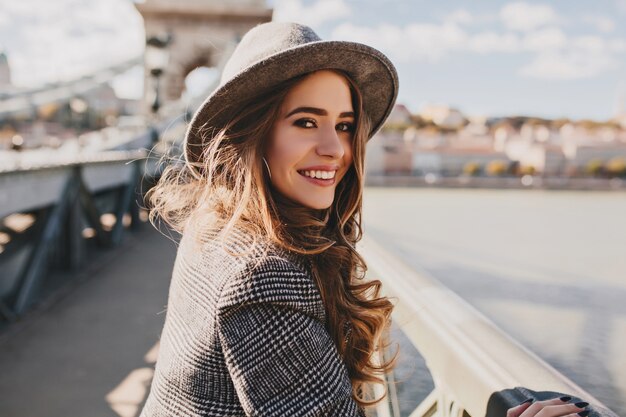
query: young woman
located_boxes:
[140,22,590,417]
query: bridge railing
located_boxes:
[359,236,618,417]
[0,87,195,321]
[0,150,160,320]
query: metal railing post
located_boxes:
[1,150,150,319]
[14,171,79,314]
[66,167,84,271]
[111,161,141,246]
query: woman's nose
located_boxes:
[316,125,345,159]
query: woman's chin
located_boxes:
[272,186,335,210]
[295,195,334,210]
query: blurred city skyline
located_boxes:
[1,0,626,120]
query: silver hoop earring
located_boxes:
[262,157,272,179]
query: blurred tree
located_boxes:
[381,121,412,132]
[605,157,626,178]
[518,165,536,176]
[463,161,482,176]
[579,119,621,130]
[585,159,604,176]
[551,118,571,129]
[486,160,508,176]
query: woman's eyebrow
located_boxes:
[285,106,355,118]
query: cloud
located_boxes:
[441,8,499,27]
[519,49,617,79]
[331,22,467,63]
[522,28,568,52]
[609,39,626,52]
[2,0,144,87]
[273,0,351,27]
[500,2,560,32]
[582,15,615,33]
[332,15,626,82]
[519,35,623,79]
[404,23,468,62]
[443,9,474,26]
[468,32,521,54]
[467,28,580,56]
[5,0,625,90]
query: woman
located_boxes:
[141,22,590,417]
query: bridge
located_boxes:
[0,57,142,119]
[0,1,623,417]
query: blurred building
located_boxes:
[369,103,626,178]
[615,92,626,129]
[413,146,508,176]
[564,141,626,175]
[517,144,566,176]
[386,103,412,126]
[500,123,564,175]
[369,127,510,176]
[0,80,139,150]
[462,115,489,137]
[367,130,412,175]
[420,104,466,129]
[0,50,11,88]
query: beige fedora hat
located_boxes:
[184,21,399,165]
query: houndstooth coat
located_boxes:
[139,226,365,417]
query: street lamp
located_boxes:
[145,34,171,146]
[145,34,171,116]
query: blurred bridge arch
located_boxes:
[135,0,272,107]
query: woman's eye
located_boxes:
[294,118,316,128]
[337,122,355,133]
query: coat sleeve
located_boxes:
[216,256,364,417]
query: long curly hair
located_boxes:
[147,69,396,407]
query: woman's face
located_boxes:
[265,70,355,210]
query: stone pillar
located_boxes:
[135,0,272,110]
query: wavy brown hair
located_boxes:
[147,69,396,406]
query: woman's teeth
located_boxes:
[300,170,336,179]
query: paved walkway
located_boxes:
[0,224,177,417]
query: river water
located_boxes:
[362,187,626,416]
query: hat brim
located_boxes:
[184,40,398,165]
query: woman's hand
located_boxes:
[507,396,590,417]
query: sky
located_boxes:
[1,0,626,120]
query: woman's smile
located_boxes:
[296,164,340,186]
[298,170,337,180]
[298,171,337,186]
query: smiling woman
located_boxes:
[142,22,396,417]
[139,21,587,417]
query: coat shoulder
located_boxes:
[218,249,325,322]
